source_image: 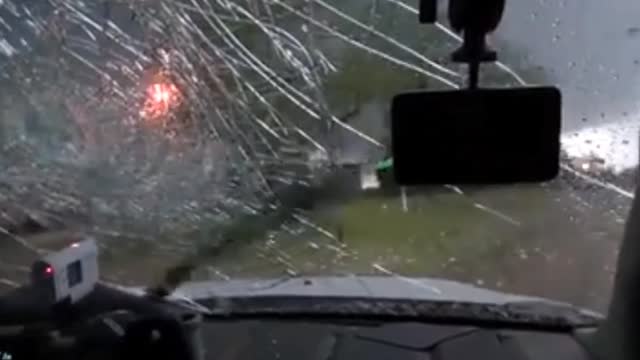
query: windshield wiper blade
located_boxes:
[195,296,600,331]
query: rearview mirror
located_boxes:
[391,87,562,185]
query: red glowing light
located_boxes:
[45,266,54,275]
[151,83,171,103]
[140,81,181,121]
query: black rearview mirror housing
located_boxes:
[391,87,562,185]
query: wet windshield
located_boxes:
[0,0,632,314]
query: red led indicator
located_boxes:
[44,266,54,275]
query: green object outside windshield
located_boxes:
[376,158,393,171]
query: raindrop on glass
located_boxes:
[628,27,640,37]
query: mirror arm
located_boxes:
[419,0,506,89]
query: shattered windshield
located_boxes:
[0,0,633,314]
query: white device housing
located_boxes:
[31,238,99,304]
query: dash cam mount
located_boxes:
[30,238,99,306]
